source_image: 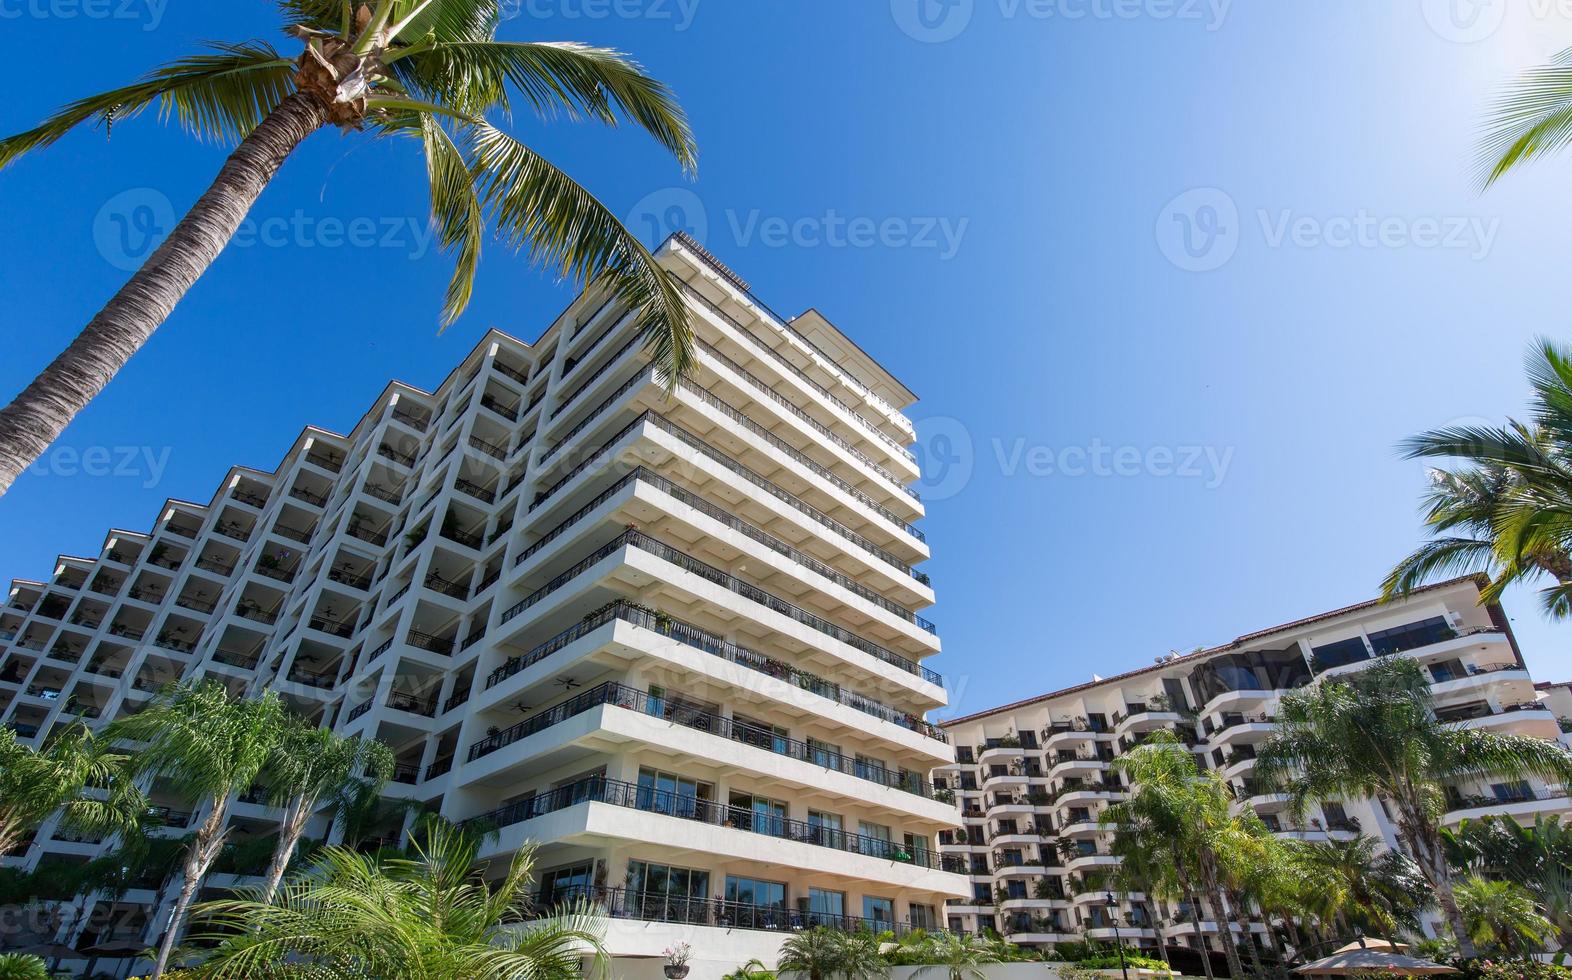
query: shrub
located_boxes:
[0,956,49,980]
[1457,962,1572,980]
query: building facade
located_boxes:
[934,577,1572,955]
[0,235,966,978]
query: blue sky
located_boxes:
[3,0,1572,720]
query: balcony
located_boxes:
[532,884,929,940]
[464,774,939,866]
[486,600,946,744]
[466,681,932,798]
[499,529,941,687]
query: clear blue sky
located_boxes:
[3,1,1571,720]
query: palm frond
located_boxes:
[418,115,485,325]
[465,121,693,381]
[0,41,295,171]
[1476,46,1572,188]
[1380,536,1499,601]
[402,41,697,171]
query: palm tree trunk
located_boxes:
[260,794,313,904]
[1262,915,1290,980]
[1200,857,1245,979]
[1187,888,1216,980]
[1401,809,1478,959]
[0,89,330,496]
[150,800,230,979]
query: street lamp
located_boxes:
[1104,892,1130,980]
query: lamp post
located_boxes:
[1105,892,1131,980]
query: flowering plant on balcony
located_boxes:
[663,943,692,969]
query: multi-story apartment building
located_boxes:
[0,234,966,978]
[935,577,1572,957]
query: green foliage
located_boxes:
[1455,961,1572,980]
[1457,876,1559,959]
[1053,941,1143,963]
[721,960,776,980]
[185,818,606,978]
[0,955,49,980]
[1077,954,1173,971]
[777,927,886,980]
[0,722,147,856]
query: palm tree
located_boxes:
[104,681,287,978]
[1254,656,1572,958]
[190,819,605,978]
[0,722,146,859]
[0,955,49,980]
[0,0,697,497]
[1104,731,1246,980]
[1286,836,1427,942]
[1454,876,1557,959]
[1476,46,1572,188]
[256,719,394,903]
[776,927,884,980]
[910,930,1003,980]
[1384,341,1572,617]
[1444,813,1572,953]
[721,959,777,980]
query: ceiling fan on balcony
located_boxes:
[556,676,580,692]
[510,700,531,714]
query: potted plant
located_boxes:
[663,942,692,978]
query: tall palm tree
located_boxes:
[1254,656,1572,958]
[1444,814,1572,953]
[1103,731,1246,980]
[0,0,697,497]
[189,818,605,977]
[1454,876,1557,959]
[104,681,287,978]
[256,719,394,903]
[1286,836,1427,942]
[0,722,146,859]
[1384,341,1572,617]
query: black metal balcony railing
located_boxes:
[531,884,921,939]
[305,451,343,472]
[695,336,918,501]
[550,333,643,422]
[387,691,438,717]
[347,701,372,723]
[328,568,374,591]
[677,282,918,465]
[540,364,654,465]
[231,489,269,509]
[377,444,416,468]
[423,572,470,600]
[289,485,329,507]
[469,435,509,461]
[494,361,531,387]
[500,529,941,686]
[480,394,520,422]
[486,601,945,742]
[517,465,935,633]
[455,478,497,504]
[466,680,931,798]
[464,775,939,868]
[407,630,455,656]
[425,755,455,780]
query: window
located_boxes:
[1310,637,1370,671]
[537,862,594,905]
[729,792,786,836]
[807,737,841,769]
[1492,780,1534,803]
[1368,617,1455,655]
[910,903,937,930]
[973,883,992,902]
[733,713,790,754]
[726,875,786,909]
[625,860,710,922]
[863,896,894,926]
[808,811,843,847]
[807,888,846,926]
[858,820,892,858]
[904,832,931,862]
[855,753,888,781]
[637,767,712,819]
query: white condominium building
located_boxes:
[935,576,1572,956]
[0,234,966,978]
